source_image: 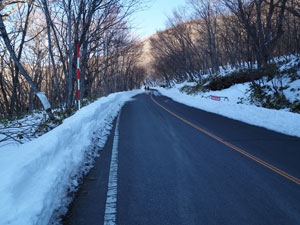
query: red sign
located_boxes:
[210,95,221,101]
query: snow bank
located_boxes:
[156,87,300,138]
[0,90,143,225]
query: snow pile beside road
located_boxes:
[156,87,300,138]
[0,90,142,225]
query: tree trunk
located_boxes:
[67,0,73,108]
[0,16,53,119]
[41,0,62,107]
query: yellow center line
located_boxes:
[150,93,300,186]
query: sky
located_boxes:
[131,0,187,39]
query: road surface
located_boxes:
[63,90,300,225]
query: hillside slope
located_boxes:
[154,55,300,137]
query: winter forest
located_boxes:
[1,0,300,119]
[0,0,144,119]
[1,1,300,224]
[150,0,300,83]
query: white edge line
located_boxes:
[104,112,121,225]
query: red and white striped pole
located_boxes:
[77,44,80,110]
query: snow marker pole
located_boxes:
[77,44,80,110]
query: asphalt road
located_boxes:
[63,90,300,225]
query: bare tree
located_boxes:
[189,0,220,73]
[263,0,300,18]
[0,1,53,118]
[40,0,62,106]
[0,0,144,120]
[223,0,288,67]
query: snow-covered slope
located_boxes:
[154,55,300,138]
[156,85,300,138]
[0,90,143,225]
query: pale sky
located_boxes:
[131,0,187,39]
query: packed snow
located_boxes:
[0,57,299,225]
[0,113,46,147]
[156,84,300,138]
[153,55,300,138]
[0,90,143,225]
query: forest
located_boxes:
[150,0,300,84]
[0,0,144,119]
[1,0,300,119]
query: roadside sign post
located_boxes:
[77,44,80,110]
